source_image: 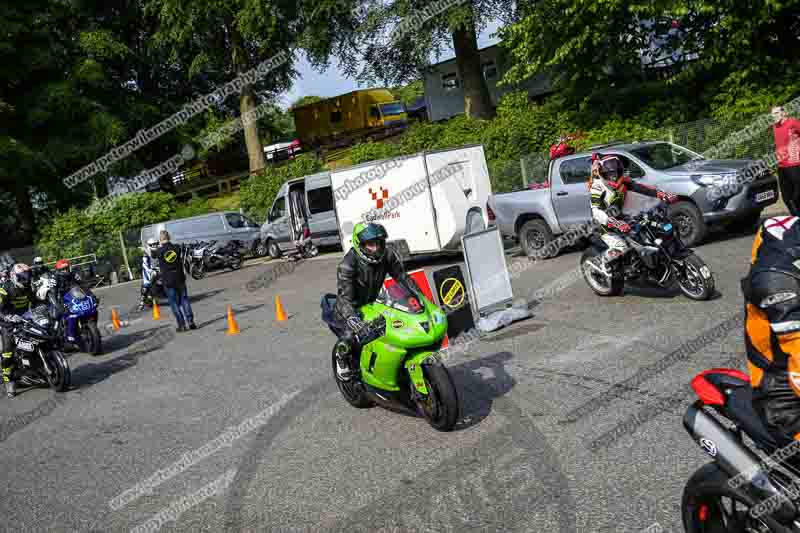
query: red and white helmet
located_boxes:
[594,153,625,181]
[10,263,32,289]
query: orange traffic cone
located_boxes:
[441,334,449,348]
[275,295,287,322]
[226,305,240,335]
[152,300,161,320]
[111,308,121,330]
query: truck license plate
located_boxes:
[756,190,776,203]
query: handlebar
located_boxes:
[355,315,387,345]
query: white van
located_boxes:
[259,172,339,259]
[141,212,264,255]
[331,144,493,257]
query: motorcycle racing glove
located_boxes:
[607,218,632,233]
[346,315,368,334]
[657,191,679,203]
[2,314,22,324]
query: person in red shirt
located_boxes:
[773,106,800,215]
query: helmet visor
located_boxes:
[362,239,385,260]
[599,157,624,179]
[15,270,31,285]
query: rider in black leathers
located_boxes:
[0,264,35,397]
[332,222,420,380]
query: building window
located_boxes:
[331,110,343,123]
[482,61,497,79]
[442,73,459,90]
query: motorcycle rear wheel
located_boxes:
[676,253,714,301]
[43,350,71,392]
[230,255,243,270]
[682,462,791,532]
[330,346,374,408]
[81,321,103,356]
[416,364,459,432]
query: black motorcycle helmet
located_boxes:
[596,154,625,181]
[353,222,388,264]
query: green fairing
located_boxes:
[358,296,447,396]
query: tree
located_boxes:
[390,80,424,106]
[290,95,324,110]
[146,0,360,176]
[339,0,514,120]
[499,0,800,107]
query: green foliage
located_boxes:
[239,154,324,222]
[390,80,424,106]
[709,73,800,121]
[290,96,324,110]
[348,142,405,165]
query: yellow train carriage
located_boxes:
[293,89,407,148]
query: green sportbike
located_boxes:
[321,282,460,431]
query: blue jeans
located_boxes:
[165,286,194,327]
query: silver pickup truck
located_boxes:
[489,141,779,255]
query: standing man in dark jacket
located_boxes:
[157,231,196,332]
[332,222,420,380]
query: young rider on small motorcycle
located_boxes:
[332,222,421,381]
[590,153,679,267]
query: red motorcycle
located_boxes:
[682,368,800,531]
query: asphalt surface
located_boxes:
[0,211,787,533]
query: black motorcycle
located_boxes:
[4,306,71,392]
[188,240,243,280]
[580,202,715,300]
[681,368,800,532]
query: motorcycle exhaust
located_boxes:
[684,402,797,523]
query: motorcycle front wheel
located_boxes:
[43,350,71,392]
[415,364,459,432]
[675,253,714,301]
[191,263,206,280]
[581,249,623,297]
[682,463,790,532]
[81,321,103,356]
[330,345,374,408]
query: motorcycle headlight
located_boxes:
[663,223,673,232]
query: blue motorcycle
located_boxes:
[59,284,103,355]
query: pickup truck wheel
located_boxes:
[519,220,556,259]
[669,202,707,247]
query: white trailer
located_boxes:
[330,144,493,257]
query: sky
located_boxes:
[277,19,503,109]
